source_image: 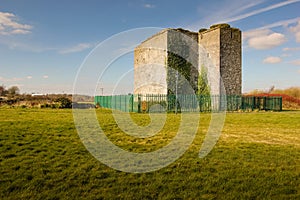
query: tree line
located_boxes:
[0,85,93,109]
[0,85,20,97]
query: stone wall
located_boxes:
[198,28,221,95]
[198,26,242,95]
[167,29,199,94]
[220,28,242,95]
[134,30,168,94]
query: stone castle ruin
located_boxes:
[134,24,242,96]
[95,25,282,112]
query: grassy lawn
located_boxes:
[0,108,299,199]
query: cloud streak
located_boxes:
[190,0,264,29]
[263,56,282,64]
[249,17,300,31]
[188,0,300,31]
[143,4,155,9]
[290,60,300,65]
[289,20,300,42]
[220,0,300,24]
[0,11,32,35]
[58,43,94,54]
[0,76,24,82]
[283,47,300,51]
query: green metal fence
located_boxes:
[94,94,282,112]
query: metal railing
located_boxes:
[94,94,282,112]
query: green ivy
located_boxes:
[167,52,192,95]
[197,65,210,95]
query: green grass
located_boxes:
[0,108,299,199]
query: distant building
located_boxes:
[31,93,45,96]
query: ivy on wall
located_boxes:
[197,65,210,96]
[167,51,192,95]
[166,30,196,95]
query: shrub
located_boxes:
[51,104,60,109]
[55,97,72,108]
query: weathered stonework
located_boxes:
[199,25,242,95]
[134,24,242,96]
[134,30,168,95]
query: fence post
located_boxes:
[263,96,267,110]
[279,97,282,111]
[131,94,134,112]
[138,94,141,113]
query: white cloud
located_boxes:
[290,60,300,66]
[43,75,48,79]
[289,20,300,42]
[263,56,282,64]
[242,17,300,50]
[26,76,32,79]
[0,11,32,35]
[10,29,31,35]
[243,29,270,40]
[245,29,287,50]
[59,43,94,54]
[143,4,155,8]
[283,47,300,51]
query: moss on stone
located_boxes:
[231,28,240,32]
[210,23,231,29]
[198,28,208,33]
[175,28,190,33]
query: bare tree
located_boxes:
[267,85,275,93]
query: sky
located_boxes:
[0,0,300,95]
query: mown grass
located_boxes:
[0,108,299,199]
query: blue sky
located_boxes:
[0,0,299,95]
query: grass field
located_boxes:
[0,108,299,199]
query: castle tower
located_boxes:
[198,24,242,95]
[134,24,242,96]
[134,29,168,95]
[134,29,199,95]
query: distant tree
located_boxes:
[197,65,210,96]
[7,86,20,96]
[272,87,300,99]
[0,85,6,96]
